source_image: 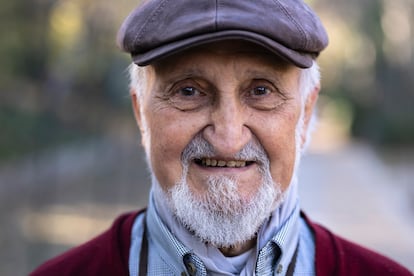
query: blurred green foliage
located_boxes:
[0,0,136,161]
[0,108,92,161]
[315,0,414,145]
[0,0,413,161]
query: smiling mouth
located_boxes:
[194,158,254,168]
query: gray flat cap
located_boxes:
[117,0,329,68]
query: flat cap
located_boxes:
[117,0,328,68]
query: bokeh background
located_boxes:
[1,0,413,274]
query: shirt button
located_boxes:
[276,264,283,274]
[185,262,197,276]
[181,272,187,276]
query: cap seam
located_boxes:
[271,0,308,50]
[133,0,171,49]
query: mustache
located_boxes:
[181,134,270,168]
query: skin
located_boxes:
[131,40,319,256]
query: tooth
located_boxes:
[227,161,236,167]
[217,160,226,167]
[211,160,217,166]
[202,159,206,165]
[237,161,246,167]
[206,159,211,166]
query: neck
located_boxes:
[219,238,256,257]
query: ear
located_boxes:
[130,88,148,148]
[130,88,142,128]
[300,84,320,148]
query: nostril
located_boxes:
[202,124,252,158]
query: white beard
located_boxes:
[167,173,281,248]
[156,136,285,248]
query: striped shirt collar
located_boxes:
[146,194,206,274]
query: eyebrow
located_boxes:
[152,67,209,96]
[155,66,205,82]
[154,62,293,89]
[241,68,287,83]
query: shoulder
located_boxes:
[301,212,413,276]
[30,210,144,276]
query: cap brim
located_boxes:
[131,30,313,68]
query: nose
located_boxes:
[203,95,252,157]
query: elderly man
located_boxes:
[31,0,412,275]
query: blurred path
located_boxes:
[299,143,414,271]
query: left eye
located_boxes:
[245,82,286,110]
[179,87,199,97]
[250,86,271,96]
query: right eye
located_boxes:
[168,83,210,111]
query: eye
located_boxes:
[167,83,210,111]
[179,86,200,97]
[245,81,286,110]
[250,86,271,96]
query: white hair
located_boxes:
[298,62,320,152]
[129,63,148,102]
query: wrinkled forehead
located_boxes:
[150,40,298,78]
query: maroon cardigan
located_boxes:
[30,211,412,276]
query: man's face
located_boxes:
[135,41,308,203]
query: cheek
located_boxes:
[269,133,296,186]
[263,109,301,191]
[145,108,203,190]
[148,119,184,189]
